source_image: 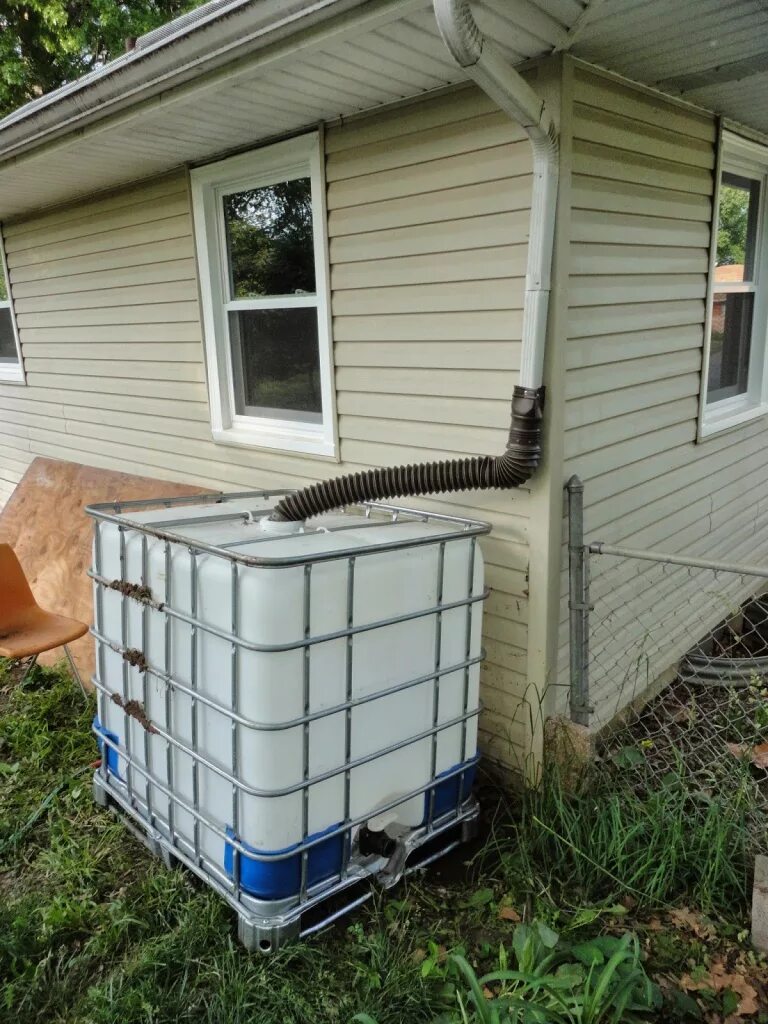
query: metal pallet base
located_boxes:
[93,772,480,952]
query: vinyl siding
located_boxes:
[0,86,534,769]
[557,64,768,725]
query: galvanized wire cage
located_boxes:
[86,491,489,950]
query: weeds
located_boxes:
[503,758,757,915]
[0,658,763,1023]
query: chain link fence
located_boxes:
[567,477,768,847]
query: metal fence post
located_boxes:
[567,475,591,726]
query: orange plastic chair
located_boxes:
[0,543,89,697]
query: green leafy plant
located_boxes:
[356,922,661,1024]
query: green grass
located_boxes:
[500,756,757,916]
[0,659,762,1024]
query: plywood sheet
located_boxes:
[0,457,214,687]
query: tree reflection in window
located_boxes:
[223,178,315,299]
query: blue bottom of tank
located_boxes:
[426,758,478,820]
[224,756,478,901]
[93,715,121,777]
[224,821,344,900]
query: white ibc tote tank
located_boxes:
[88,491,488,949]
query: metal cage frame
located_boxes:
[87,490,489,950]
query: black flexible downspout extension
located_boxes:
[269,384,545,522]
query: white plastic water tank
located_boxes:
[88,492,487,904]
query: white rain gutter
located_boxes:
[433,0,559,390]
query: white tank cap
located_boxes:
[258,515,305,536]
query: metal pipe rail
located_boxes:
[590,542,768,580]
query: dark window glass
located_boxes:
[0,308,16,362]
[707,292,754,401]
[223,179,315,299]
[229,308,321,421]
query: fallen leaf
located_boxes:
[498,905,521,922]
[726,742,749,759]
[725,741,768,768]
[668,907,716,940]
[680,959,759,1022]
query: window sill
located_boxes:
[699,398,768,439]
[212,423,336,459]
[0,365,26,385]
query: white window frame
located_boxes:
[699,129,768,437]
[0,225,25,385]
[190,133,337,457]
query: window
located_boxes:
[191,134,336,456]
[701,132,768,434]
[0,227,23,384]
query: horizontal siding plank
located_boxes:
[572,102,715,169]
[20,343,203,362]
[24,372,208,402]
[326,111,520,181]
[569,300,705,340]
[569,274,706,307]
[332,279,524,315]
[566,350,702,398]
[333,310,522,343]
[10,237,195,284]
[330,209,530,263]
[11,258,197,298]
[324,86,498,154]
[565,398,699,458]
[571,208,711,248]
[331,245,528,290]
[7,216,193,268]
[571,139,713,196]
[566,374,700,428]
[19,323,202,344]
[329,176,532,236]
[335,366,517,399]
[4,194,192,253]
[568,422,696,481]
[22,358,206,382]
[572,173,711,222]
[327,142,529,209]
[336,391,512,429]
[338,415,504,457]
[569,242,709,276]
[572,67,715,142]
[334,340,520,369]
[2,173,186,238]
[17,301,201,328]
[566,324,703,368]
[586,441,768,541]
[14,281,199,313]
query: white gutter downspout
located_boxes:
[433,0,559,391]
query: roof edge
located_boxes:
[0,0,364,165]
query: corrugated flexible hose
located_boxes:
[270,385,544,522]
